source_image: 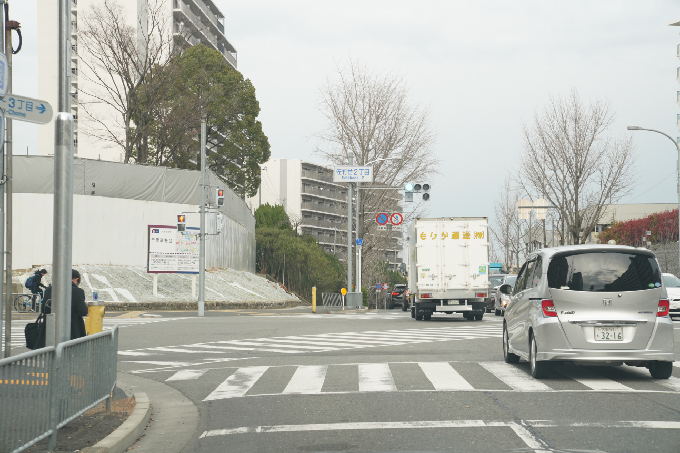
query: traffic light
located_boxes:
[404,183,414,202]
[216,188,224,207]
[422,183,430,201]
[404,183,431,201]
[177,214,186,232]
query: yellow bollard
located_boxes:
[86,301,106,335]
[312,287,316,313]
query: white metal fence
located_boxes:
[0,326,119,452]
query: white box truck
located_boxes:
[407,217,490,321]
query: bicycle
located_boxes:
[13,290,44,313]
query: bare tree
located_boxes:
[78,0,198,163]
[518,90,635,245]
[316,60,438,284]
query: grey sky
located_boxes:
[12,0,680,219]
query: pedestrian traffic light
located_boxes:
[216,188,224,207]
[177,214,186,232]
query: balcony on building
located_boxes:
[172,0,237,68]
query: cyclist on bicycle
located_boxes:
[27,268,47,310]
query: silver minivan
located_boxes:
[499,245,675,379]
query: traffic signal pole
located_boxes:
[198,121,206,317]
[52,0,74,346]
[346,155,353,293]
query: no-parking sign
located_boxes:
[376,284,382,290]
[375,213,389,225]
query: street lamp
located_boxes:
[627,126,680,272]
[355,154,403,296]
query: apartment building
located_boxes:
[37,0,237,162]
[249,159,404,269]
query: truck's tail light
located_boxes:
[476,292,486,298]
[421,293,432,298]
[392,292,399,296]
[541,299,557,317]
[657,299,670,317]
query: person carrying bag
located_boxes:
[24,308,47,350]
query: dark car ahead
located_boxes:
[391,284,408,310]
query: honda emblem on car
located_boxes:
[603,298,612,306]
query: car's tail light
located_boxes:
[421,293,432,298]
[541,299,557,317]
[502,300,507,307]
[392,292,399,296]
[476,292,486,298]
[657,299,670,317]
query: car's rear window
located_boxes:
[547,252,662,292]
[490,276,505,286]
[663,274,680,288]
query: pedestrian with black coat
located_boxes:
[29,268,48,310]
[42,269,88,339]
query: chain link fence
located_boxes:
[0,326,118,452]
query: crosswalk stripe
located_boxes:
[479,362,551,391]
[419,362,474,390]
[359,363,397,392]
[167,369,208,381]
[204,366,269,401]
[556,366,634,391]
[215,341,333,351]
[283,365,328,394]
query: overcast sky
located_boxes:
[11,0,680,220]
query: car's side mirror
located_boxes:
[499,284,512,295]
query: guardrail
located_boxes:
[0,326,118,452]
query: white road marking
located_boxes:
[528,420,680,429]
[282,365,328,394]
[418,362,474,390]
[479,362,551,391]
[118,351,152,356]
[358,363,397,392]
[556,366,634,391]
[204,366,269,401]
[167,369,208,381]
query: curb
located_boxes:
[102,299,304,311]
[81,392,151,453]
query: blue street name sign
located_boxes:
[0,94,54,124]
[0,53,7,97]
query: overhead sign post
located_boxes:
[0,94,54,124]
[333,166,374,183]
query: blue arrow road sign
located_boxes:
[356,238,363,246]
[0,94,54,124]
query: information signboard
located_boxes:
[333,166,374,183]
[147,225,199,274]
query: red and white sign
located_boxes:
[390,213,403,226]
[383,283,389,290]
[375,213,389,225]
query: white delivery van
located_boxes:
[407,217,490,321]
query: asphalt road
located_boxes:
[12,307,680,452]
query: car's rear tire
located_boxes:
[503,324,520,364]
[402,303,408,312]
[495,309,501,316]
[474,313,483,321]
[530,333,551,379]
[424,314,431,321]
[648,361,673,379]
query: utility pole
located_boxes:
[355,176,361,292]
[52,0,74,345]
[0,0,5,359]
[346,154,353,292]
[198,121,206,317]
[3,16,13,357]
